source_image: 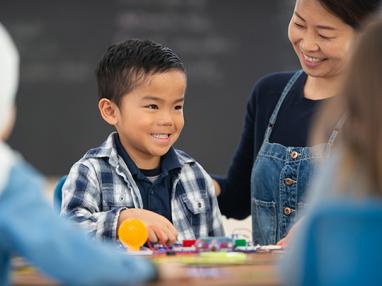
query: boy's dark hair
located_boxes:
[96,39,185,106]
[318,0,382,29]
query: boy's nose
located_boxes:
[157,113,173,126]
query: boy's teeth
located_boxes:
[152,134,169,139]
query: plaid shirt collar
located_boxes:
[113,133,182,180]
[83,132,194,173]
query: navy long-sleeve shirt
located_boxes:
[216,71,328,219]
[114,133,180,223]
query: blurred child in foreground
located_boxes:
[0,22,174,286]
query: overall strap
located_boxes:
[327,114,347,147]
[263,70,304,142]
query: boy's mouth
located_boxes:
[151,133,170,139]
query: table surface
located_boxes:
[12,252,282,286]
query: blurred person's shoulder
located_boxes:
[9,157,46,191]
[0,154,46,204]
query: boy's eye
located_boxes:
[145,104,158,110]
[174,105,183,111]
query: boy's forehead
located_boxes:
[125,70,186,99]
[140,95,185,102]
[127,69,185,87]
[144,69,186,82]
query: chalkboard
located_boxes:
[1,0,298,176]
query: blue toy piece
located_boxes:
[53,175,67,212]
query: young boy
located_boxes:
[61,39,224,243]
[0,23,159,286]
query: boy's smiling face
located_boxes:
[106,69,186,169]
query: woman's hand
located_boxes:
[212,179,222,196]
[277,219,302,247]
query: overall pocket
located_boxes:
[252,198,276,245]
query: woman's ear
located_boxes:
[98,98,119,125]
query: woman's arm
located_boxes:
[215,90,257,219]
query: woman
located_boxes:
[214,0,382,245]
[281,16,382,284]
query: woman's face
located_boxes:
[288,0,356,79]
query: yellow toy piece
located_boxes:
[118,218,148,251]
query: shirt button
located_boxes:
[284,178,296,186]
[290,151,299,159]
[283,207,293,216]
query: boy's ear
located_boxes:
[98,98,119,125]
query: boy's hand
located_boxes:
[118,209,178,244]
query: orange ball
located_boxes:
[118,218,148,251]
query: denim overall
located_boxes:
[250,70,343,245]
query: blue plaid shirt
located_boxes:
[61,132,224,241]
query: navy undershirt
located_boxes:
[114,134,181,222]
[216,71,330,219]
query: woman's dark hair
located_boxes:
[318,0,382,29]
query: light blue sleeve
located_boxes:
[0,162,157,286]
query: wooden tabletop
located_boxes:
[12,252,281,286]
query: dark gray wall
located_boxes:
[1,0,298,176]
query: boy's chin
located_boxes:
[149,147,171,157]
